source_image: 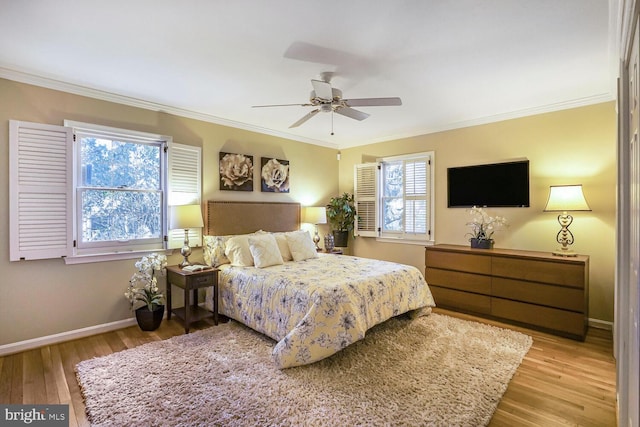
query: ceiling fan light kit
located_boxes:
[252,76,402,133]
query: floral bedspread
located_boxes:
[205,254,435,368]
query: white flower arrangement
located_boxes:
[466,206,508,241]
[124,253,167,311]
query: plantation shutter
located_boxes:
[167,143,202,249]
[404,156,430,238]
[9,120,73,261]
[354,163,379,237]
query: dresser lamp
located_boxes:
[169,204,204,267]
[543,185,591,257]
[302,206,327,251]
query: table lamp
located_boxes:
[302,206,327,251]
[169,204,204,267]
[543,185,591,257]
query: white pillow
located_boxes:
[249,234,284,268]
[224,234,255,266]
[286,230,319,262]
[273,232,293,261]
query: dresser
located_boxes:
[425,244,589,340]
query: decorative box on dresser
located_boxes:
[425,244,589,340]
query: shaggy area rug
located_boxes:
[76,313,532,426]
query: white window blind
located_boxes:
[403,158,429,236]
[354,163,378,237]
[9,120,73,261]
[167,143,202,249]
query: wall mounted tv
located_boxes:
[447,160,530,208]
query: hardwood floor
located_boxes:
[0,309,617,426]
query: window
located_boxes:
[9,120,201,262]
[354,152,434,244]
[74,124,165,252]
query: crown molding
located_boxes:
[1,66,614,151]
[339,92,616,149]
[0,66,339,150]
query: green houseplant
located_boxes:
[125,253,167,331]
[326,193,356,247]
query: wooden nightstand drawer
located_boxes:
[192,274,215,287]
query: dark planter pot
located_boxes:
[470,238,493,249]
[333,230,349,247]
[135,305,164,331]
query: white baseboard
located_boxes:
[0,317,138,357]
[589,317,613,331]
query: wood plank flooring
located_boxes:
[0,308,617,426]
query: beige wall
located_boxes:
[339,102,617,322]
[0,78,617,348]
[0,79,338,346]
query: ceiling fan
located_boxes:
[252,74,402,133]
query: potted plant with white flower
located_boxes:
[466,206,508,249]
[124,253,167,331]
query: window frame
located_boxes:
[69,121,168,254]
[354,151,435,245]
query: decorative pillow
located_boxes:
[224,234,255,266]
[203,235,231,267]
[248,233,284,268]
[286,230,319,262]
[273,232,293,261]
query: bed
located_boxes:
[203,200,436,368]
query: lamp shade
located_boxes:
[169,204,204,230]
[544,185,591,212]
[302,206,327,225]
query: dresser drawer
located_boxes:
[492,277,585,312]
[425,267,491,295]
[426,250,491,275]
[430,286,491,314]
[491,298,586,339]
[492,257,585,288]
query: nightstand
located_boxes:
[166,265,219,333]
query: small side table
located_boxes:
[166,266,219,333]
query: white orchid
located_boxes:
[125,253,167,311]
[466,207,508,241]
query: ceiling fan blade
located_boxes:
[252,103,313,108]
[343,97,402,107]
[289,109,320,128]
[335,107,370,121]
[311,79,333,100]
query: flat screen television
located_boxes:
[447,160,530,208]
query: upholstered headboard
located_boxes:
[205,201,301,236]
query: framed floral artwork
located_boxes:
[219,152,253,191]
[261,157,290,193]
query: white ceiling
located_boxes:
[0,1,619,149]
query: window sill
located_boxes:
[375,237,435,246]
[64,249,174,265]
